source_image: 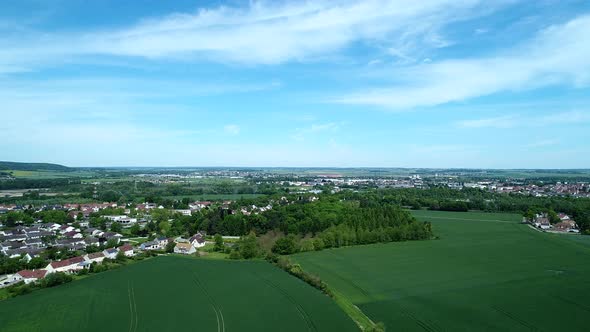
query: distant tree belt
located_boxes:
[0,178,81,189]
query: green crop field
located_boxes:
[162,193,265,201]
[6,169,97,179]
[0,256,357,332]
[294,210,590,331]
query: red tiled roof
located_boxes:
[87,252,104,259]
[118,244,133,252]
[50,256,85,269]
[17,269,48,279]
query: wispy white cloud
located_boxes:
[291,122,340,141]
[224,124,241,135]
[0,0,508,71]
[474,27,489,34]
[455,110,590,129]
[524,139,560,148]
[456,115,517,128]
[536,110,590,125]
[334,15,590,109]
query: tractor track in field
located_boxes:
[492,306,539,331]
[254,272,317,332]
[127,282,138,332]
[551,294,590,313]
[190,272,225,332]
[131,284,138,332]
[397,305,439,332]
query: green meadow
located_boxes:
[0,256,357,332]
[294,210,590,331]
[162,193,265,201]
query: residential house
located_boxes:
[140,241,160,251]
[174,209,192,216]
[174,236,189,243]
[533,214,552,230]
[84,252,105,264]
[103,248,119,259]
[64,231,83,239]
[59,225,75,234]
[156,237,169,248]
[118,244,135,257]
[45,256,86,273]
[4,248,43,261]
[174,242,196,255]
[554,219,579,233]
[69,243,87,252]
[2,233,27,242]
[104,215,137,225]
[22,226,41,236]
[14,270,48,284]
[99,232,122,245]
[189,233,206,249]
[84,237,100,247]
[24,238,44,249]
[0,229,14,236]
[90,229,104,237]
[2,241,26,252]
[189,201,212,211]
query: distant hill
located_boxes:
[0,161,72,172]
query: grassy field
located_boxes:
[0,256,357,332]
[293,210,590,331]
[162,193,265,201]
[6,170,97,179]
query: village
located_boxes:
[0,201,224,288]
[527,212,580,233]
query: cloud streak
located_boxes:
[455,110,590,129]
[0,0,505,71]
[334,15,590,109]
[291,122,340,141]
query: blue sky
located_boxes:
[1,0,589,168]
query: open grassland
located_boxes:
[294,210,590,331]
[0,256,357,332]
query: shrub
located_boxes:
[42,272,73,288]
[229,250,242,260]
[271,235,299,255]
